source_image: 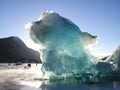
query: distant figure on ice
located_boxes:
[28,63,31,68]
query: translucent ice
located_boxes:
[25,11,120,82]
[25,11,97,80]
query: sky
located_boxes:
[0,0,120,55]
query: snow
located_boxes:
[0,64,42,90]
[0,63,120,90]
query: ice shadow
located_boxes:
[39,80,120,90]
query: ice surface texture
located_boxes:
[25,11,120,82]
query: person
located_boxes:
[24,66,27,69]
[28,63,31,68]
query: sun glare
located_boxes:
[25,40,39,51]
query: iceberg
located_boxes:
[25,11,120,82]
[96,46,120,81]
[107,46,120,65]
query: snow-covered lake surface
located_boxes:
[0,63,120,90]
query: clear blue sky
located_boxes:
[0,0,120,55]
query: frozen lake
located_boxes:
[0,63,120,90]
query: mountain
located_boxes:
[0,36,41,63]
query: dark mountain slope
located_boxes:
[0,36,41,63]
